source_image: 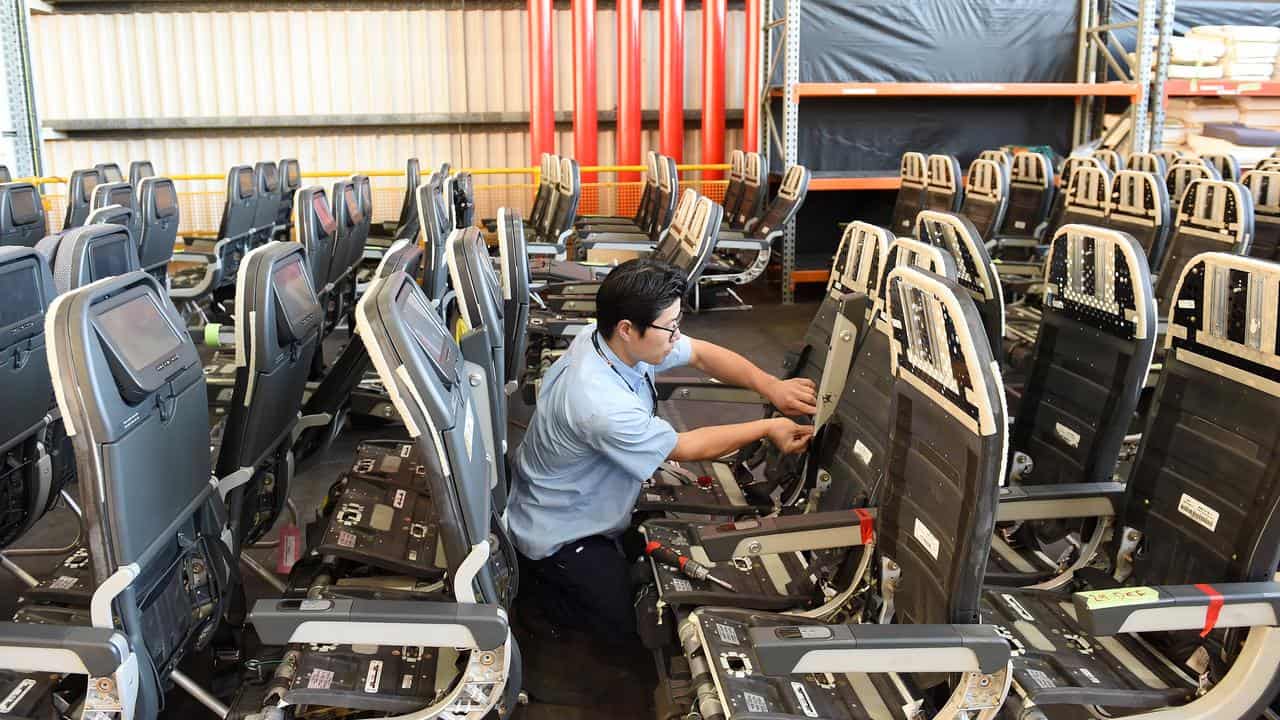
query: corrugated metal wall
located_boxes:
[30,4,748,180]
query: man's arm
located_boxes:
[686,337,818,416]
[669,417,812,462]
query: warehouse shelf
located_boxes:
[769,81,1139,99]
[1165,79,1280,97]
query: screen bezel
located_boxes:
[90,284,192,403]
[7,186,40,226]
[396,278,458,387]
[0,260,45,343]
[271,254,318,341]
[87,233,134,282]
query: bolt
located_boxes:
[746,541,762,555]
[840,331,852,342]
[479,652,495,665]
[1128,531,1139,541]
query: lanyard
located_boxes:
[592,330,659,417]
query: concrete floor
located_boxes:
[0,282,821,719]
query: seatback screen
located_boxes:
[9,187,39,225]
[237,170,254,199]
[313,193,337,236]
[262,164,278,191]
[345,187,364,224]
[155,183,178,217]
[90,236,132,280]
[101,166,124,183]
[97,294,182,373]
[0,264,40,328]
[287,162,300,186]
[399,282,456,383]
[109,186,132,208]
[273,257,314,328]
[81,174,100,202]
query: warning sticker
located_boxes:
[402,673,414,690]
[1025,669,1056,689]
[853,439,873,467]
[791,682,819,718]
[307,669,334,690]
[337,531,357,549]
[671,577,692,592]
[1177,493,1220,533]
[714,622,740,646]
[743,692,769,713]
[48,575,78,590]
[364,661,384,693]
[393,489,407,509]
[913,518,940,560]
[1054,422,1081,448]
[400,443,412,457]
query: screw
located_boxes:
[840,331,852,342]
[746,541,762,554]
[479,652,495,665]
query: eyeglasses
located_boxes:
[648,317,682,341]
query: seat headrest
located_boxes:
[743,152,762,185]
[885,237,958,287]
[1010,151,1051,187]
[914,210,999,303]
[229,165,256,200]
[1064,165,1111,215]
[91,182,135,213]
[1126,152,1166,177]
[558,157,580,192]
[830,221,890,299]
[279,159,301,191]
[963,159,1007,203]
[1061,155,1108,186]
[1155,149,1186,169]
[728,149,744,179]
[255,161,279,193]
[1044,224,1154,341]
[94,163,124,184]
[1175,179,1252,244]
[1243,170,1280,220]
[1167,161,1220,204]
[925,154,960,192]
[45,224,140,293]
[1167,252,1280,371]
[1109,170,1167,227]
[1258,158,1280,172]
[0,182,47,243]
[1093,149,1122,174]
[140,177,179,220]
[978,149,1011,169]
[886,266,1002,436]
[128,161,155,187]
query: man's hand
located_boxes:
[767,418,814,455]
[764,377,818,417]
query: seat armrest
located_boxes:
[996,481,1125,522]
[0,623,129,676]
[249,597,509,650]
[1073,581,1280,636]
[746,622,1010,675]
[653,377,765,404]
[576,231,653,248]
[697,508,876,562]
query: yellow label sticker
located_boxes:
[1079,586,1160,609]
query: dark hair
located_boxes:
[596,258,687,339]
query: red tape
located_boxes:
[855,508,874,545]
[1194,583,1224,638]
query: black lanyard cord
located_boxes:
[592,330,659,417]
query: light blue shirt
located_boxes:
[508,323,693,559]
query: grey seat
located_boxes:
[0,182,47,248]
[923,153,963,213]
[292,185,339,334]
[915,210,1004,360]
[996,150,1054,240]
[497,208,531,391]
[1106,169,1170,267]
[136,177,180,284]
[127,160,154,189]
[171,165,257,302]
[958,158,1009,241]
[88,181,142,246]
[719,149,747,225]
[1153,179,1252,308]
[1126,151,1167,178]
[275,158,301,239]
[415,171,454,301]
[386,157,421,241]
[93,162,123,184]
[980,148,1013,170]
[36,223,139,293]
[62,169,102,229]
[728,151,766,230]
[1241,169,1280,261]
[251,160,281,247]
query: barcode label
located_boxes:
[307,669,334,690]
[913,518,941,560]
[1178,493,1220,532]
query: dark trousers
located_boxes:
[519,532,644,646]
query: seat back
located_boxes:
[1258,157,1280,173]
[979,149,1012,171]
[1201,152,1240,182]
[544,157,581,240]
[998,151,1053,238]
[393,157,422,241]
[651,190,723,286]
[1092,148,1122,175]
[527,153,557,232]
[497,208,530,390]
[733,152,766,229]
[416,173,453,300]
[94,163,123,184]
[292,186,337,295]
[959,158,1009,240]
[1241,170,1280,261]
[1046,156,1109,238]
[136,177,179,282]
[128,161,155,189]
[882,265,1006,625]
[39,224,139,293]
[1166,160,1220,208]
[915,210,1004,358]
[1126,151,1167,177]
[276,158,302,229]
[328,179,361,286]
[1060,164,1111,226]
[63,169,102,229]
[47,271,227,719]
[216,242,321,550]
[1154,179,1253,307]
[747,164,809,240]
[355,270,507,605]
[89,181,142,245]
[1124,252,1280,591]
[722,149,746,223]
[349,174,373,273]
[1154,148,1185,170]
[1107,169,1170,266]
[452,171,475,228]
[448,226,510,506]
[1013,225,1156,488]
[924,153,962,212]
[217,165,257,246]
[0,182,47,248]
[0,247,56,550]
[252,161,281,244]
[891,151,929,236]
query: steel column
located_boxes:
[781,0,799,303]
[659,0,684,161]
[572,0,598,186]
[1149,0,1176,149]
[700,0,726,180]
[616,0,642,181]
[527,0,555,164]
[743,0,762,153]
[2,0,40,176]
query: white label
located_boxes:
[1178,299,1196,309]
[0,679,36,713]
[714,622,740,646]
[1178,493,1220,532]
[1000,593,1035,622]
[1187,646,1211,675]
[364,661,383,693]
[743,692,770,713]
[399,444,412,458]
[393,489,407,509]
[671,577,692,592]
[49,575,78,590]
[299,599,332,611]
[913,518,941,560]
[1026,669,1056,689]
[402,673,414,690]
[853,439,872,466]
[1079,667,1101,684]
[337,531,357,548]
[1013,220,1027,230]
[1054,422,1081,448]
[791,682,819,718]
[463,404,475,459]
[307,669,334,690]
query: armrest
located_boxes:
[1073,581,1280,636]
[576,231,652,248]
[697,508,876,562]
[996,481,1125,522]
[0,623,129,676]
[249,597,509,650]
[653,377,766,404]
[746,623,1010,675]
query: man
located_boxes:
[508,259,815,644]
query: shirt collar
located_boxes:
[591,326,648,390]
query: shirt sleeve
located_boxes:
[652,335,693,373]
[585,405,678,481]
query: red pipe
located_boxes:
[572,0,598,189]
[659,0,684,162]
[527,0,555,165]
[701,0,726,180]
[743,0,761,153]
[616,0,642,182]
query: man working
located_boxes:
[508,259,815,644]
